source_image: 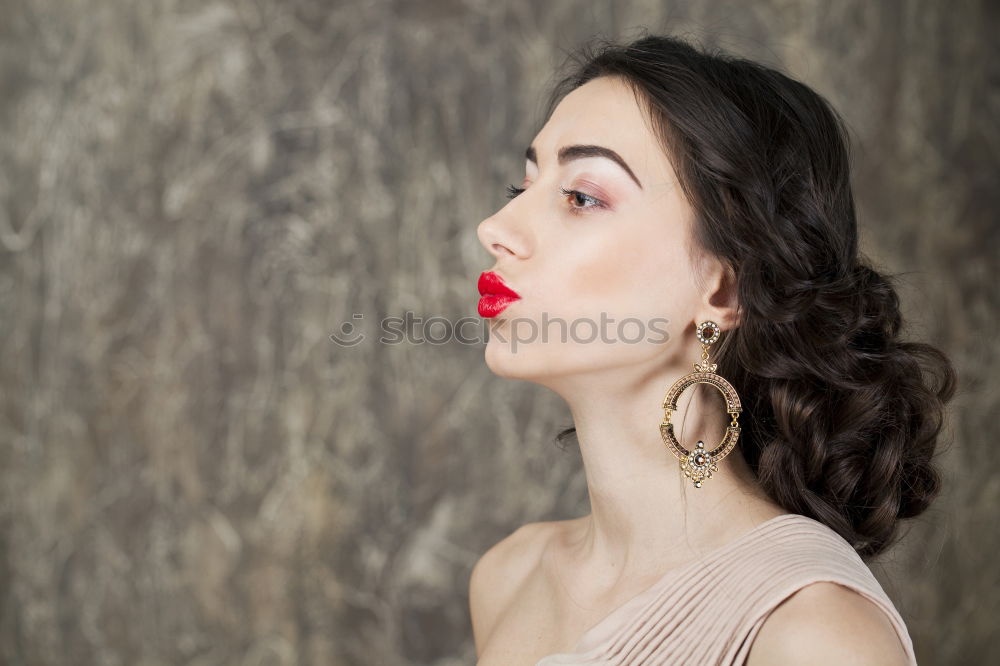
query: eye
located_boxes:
[505,184,525,199]
[560,187,607,214]
[504,183,608,214]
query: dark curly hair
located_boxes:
[547,32,958,560]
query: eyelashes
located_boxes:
[504,183,607,215]
[505,184,525,199]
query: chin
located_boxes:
[483,336,529,378]
[482,336,557,381]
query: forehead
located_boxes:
[532,76,677,187]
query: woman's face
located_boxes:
[476,76,709,387]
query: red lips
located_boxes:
[478,271,521,317]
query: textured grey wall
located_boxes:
[0,1,995,664]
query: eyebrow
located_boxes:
[525,143,644,190]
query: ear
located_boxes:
[698,258,740,331]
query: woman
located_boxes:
[469,33,956,665]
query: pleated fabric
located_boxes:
[535,512,917,665]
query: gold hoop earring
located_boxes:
[659,320,742,488]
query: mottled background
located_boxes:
[0,0,995,664]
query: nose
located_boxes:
[477,204,531,260]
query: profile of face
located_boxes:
[476,76,728,394]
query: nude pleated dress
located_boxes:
[535,512,918,665]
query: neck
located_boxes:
[549,364,783,584]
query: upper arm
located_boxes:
[468,522,545,656]
[746,582,911,666]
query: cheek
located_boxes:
[556,226,692,319]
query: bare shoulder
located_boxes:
[746,581,911,666]
[468,521,558,655]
